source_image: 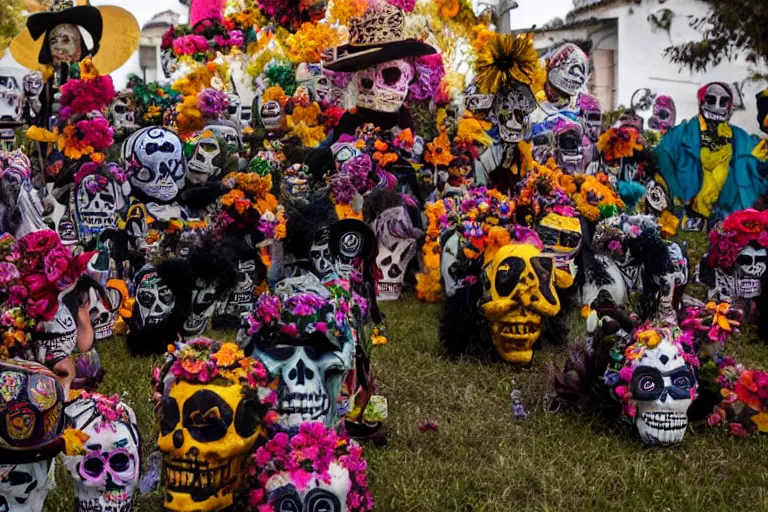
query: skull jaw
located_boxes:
[636,410,688,445]
[489,320,542,365]
[72,485,135,511]
[377,280,403,301]
[163,454,246,512]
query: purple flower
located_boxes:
[0,262,20,288]
[198,88,229,118]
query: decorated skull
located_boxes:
[648,95,676,133]
[123,127,185,202]
[310,227,335,280]
[260,98,286,134]
[109,91,139,134]
[375,206,422,300]
[33,284,78,366]
[182,278,218,337]
[186,130,222,186]
[330,219,375,279]
[698,82,733,123]
[735,244,768,299]
[156,338,272,512]
[578,93,602,142]
[73,168,128,242]
[440,230,463,298]
[628,332,697,445]
[480,242,573,364]
[494,83,536,144]
[644,178,672,216]
[0,462,56,512]
[536,213,582,278]
[656,242,689,325]
[356,59,413,113]
[226,93,242,122]
[51,198,77,246]
[134,268,175,330]
[547,43,588,97]
[22,72,44,119]
[553,118,585,174]
[62,394,140,512]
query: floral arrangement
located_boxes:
[248,422,373,512]
[571,173,625,222]
[597,126,644,163]
[605,324,698,419]
[512,164,578,224]
[285,100,327,147]
[0,233,33,358]
[680,302,742,346]
[126,75,182,126]
[591,214,659,260]
[58,59,116,122]
[709,357,768,436]
[472,32,545,96]
[415,201,446,303]
[706,209,768,269]
[172,60,233,135]
[218,168,286,241]
[285,22,344,64]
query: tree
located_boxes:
[0,0,24,55]
[664,0,768,79]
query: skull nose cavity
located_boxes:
[172,430,184,449]
[659,355,669,365]
[360,77,374,90]
[289,359,314,385]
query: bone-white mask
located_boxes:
[356,59,413,113]
[187,133,221,186]
[49,23,82,65]
[264,462,352,512]
[440,231,462,298]
[123,127,185,202]
[310,228,334,279]
[700,83,733,123]
[375,206,421,300]
[0,461,56,512]
[34,285,77,364]
[135,271,175,329]
[182,279,218,337]
[494,84,536,144]
[74,175,127,242]
[735,245,767,299]
[547,43,588,97]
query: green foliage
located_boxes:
[665,0,768,76]
[0,0,23,54]
[602,104,627,131]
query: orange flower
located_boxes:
[425,131,453,167]
[90,152,105,164]
[58,125,94,160]
[437,0,460,17]
[374,140,389,152]
[213,343,244,367]
[373,151,398,167]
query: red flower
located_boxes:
[161,26,175,50]
[19,230,59,255]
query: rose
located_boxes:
[27,293,59,321]
[19,230,60,255]
[43,248,73,284]
[0,262,20,288]
[23,272,50,297]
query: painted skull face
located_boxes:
[85,285,112,341]
[331,221,373,278]
[109,92,139,133]
[34,285,77,364]
[260,100,286,133]
[699,82,733,123]
[494,84,536,144]
[578,94,602,142]
[0,462,55,512]
[629,336,696,445]
[135,271,175,329]
[310,228,334,279]
[186,132,221,186]
[0,360,65,455]
[63,395,140,511]
[206,123,243,154]
[74,174,126,240]
[536,213,582,277]
[123,127,185,202]
[264,462,352,512]
[158,377,265,511]
[645,179,671,216]
[182,279,218,337]
[220,258,259,320]
[648,95,676,133]
[735,245,768,299]
[52,199,77,246]
[618,112,644,132]
[226,93,242,121]
[553,120,584,174]
[22,73,43,96]
[440,231,462,298]
[547,43,588,97]
[356,59,413,113]
[656,242,689,325]
[480,244,573,364]
[49,23,82,65]
[375,206,421,301]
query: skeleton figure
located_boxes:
[186,131,221,186]
[494,83,536,144]
[49,23,82,65]
[356,59,413,113]
[648,95,676,133]
[629,335,697,445]
[134,269,175,330]
[0,462,56,512]
[553,118,585,174]
[123,127,185,202]
[480,243,573,364]
[546,43,588,98]
[63,395,140,512]
[578,93,602,142]
[310,227,334,279]
[22,72,44,121]
[735,245,768,299]
[263,461,352,512]
[182,279,218,337]
[699,82,734,123]
[109,91,139,135]
[375,206,423,300]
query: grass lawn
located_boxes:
[44,232,768,511]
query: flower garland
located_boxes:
[706,209,768,269]
[597,126,644,163]
[285,22,345,64]
[415,201,445,303]
[248,422,373,512]
[571,173,625,222]
[680,302,742,345]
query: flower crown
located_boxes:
[249,421,374,512]
[706,209,768,269]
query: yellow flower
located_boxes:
[62,428,90,456]
[286,22,344,64]
[371,328,388,345]
[636,329,661,348]
[176,95,205,134]
[26,126,58,143]
[751,412,768,433]
[425,130,454,167]
[658,210,679,237]
[58,125,94,160]
[329,0,368,24]
[144,105,163,121]
[706,302,733,331]
[78,57,98,80]
[262,86,287,106]
[213,343,244,367]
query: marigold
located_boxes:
[425,131,453,167]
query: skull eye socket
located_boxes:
[182,390,234,442]
[719,96,730,108]
[273,489,302,512]
[109,451,131,473]
[657,110,670,120]
[82,456,105,478]
[381,66,402,86]
[137,289,156,308]
[494,257,525,297]
[557,132,580,151]
[736,254,755,266]
[531,256,557,303]
[160,396,180,436]
[630,367,664,400]
[306,488,342,512]
[586,113,601,122]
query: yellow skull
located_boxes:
[157,380,265,512]
[481,243,574,364]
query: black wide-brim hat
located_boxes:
[330,218,377,262]
[325,39,437,73]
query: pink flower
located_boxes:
[280,323,298,337]
[172,35,209,55]
[729,422,750,437]
[707,411,723,428]
[289,469,313,490]
[249,489,265,506]
[314,322,328,334]
[615,385,629,399]
[27,294,58,321]
[77,116,114,150]
[19,230,59,254]
[23,273,49,296]
[258,505,275,512]
[0,262,20,288]
[43,248,72,283]
[618,366,634,383]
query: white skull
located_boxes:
[110,92,139,132]
[87,286,112,341]
[102,282,127,340]
[182,279,218,337]
[655,243,688,325]
[736,245,768,299]
[135,271,175,329]
[0,461,56,512]
[161,49,177,79]
[440,231,462,298]
[220,258,258,320]
[554,122,585,174]
[700,83,733,123]
[375,206,421,301]
[63,395,140,512]
[226,93,242,121]
[123,127,185,202]
[255,345,350,431]
[187,132,221,186]
[356,59,413,113]
[264,461,352,512]
[645,179,671,216]
[35,286,77,364]
[710,266,735,303]
[547,43,588,96]
[630,338,696,445]
[494,84,536,144]
[206,123,243,153]
[74,175,126,241]
[310,228,334,279]
[260,100,285,132]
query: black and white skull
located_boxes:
[182,279,218,337]
[227,93,242,121]
[74,175,126,238]
[135,271,175,329]
[160,49,177,79]
[464,83,495,114]
[310,228,334,279]
[493,84,536,144]
[655,242,689,325]
[206,122,243,153]
[260,100,285,132]
[87,286,112,341]
[440,230,462,298]
[264,462,351,512]
[335,231,364,276]
[700,82,733,123]
[554,121,584,174]
[709,266,735,303]
[356,59,413,113]
[375,206,421,300]
[630,337,696,445]
[186,131,221,186]
[736,245,768,299]
[645,179,671,216]
[123,127,185,202]
[35,286,77,364]
[0,461,55,512]
[110,91,139,132]
[547,43,588,96]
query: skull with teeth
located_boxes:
[156,338,273,512]
[73,166,128,243]
[626,329,697,445]
[375,206,423,301]
[648,95,676,133]
[62,394,140,512]
[553,118,585,174]
[133,268,175,330]
[310,227,334,280]
[735,244,768,299]
[698,82,734,124]
[186,130,222,186]
[546,43,589,98]
[493,83,536,144]
[578,93,602,142]
[356,59,414,113]
[109,90,139,135]
[123,127,185,202]
[480,239,574,364]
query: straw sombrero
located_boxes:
[10,0,140,74]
